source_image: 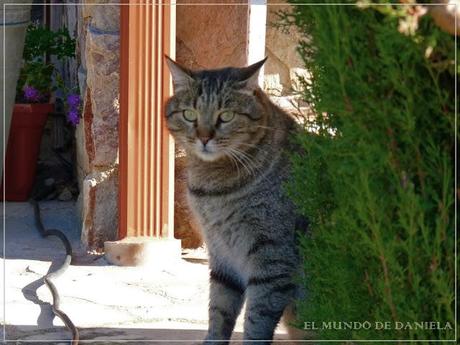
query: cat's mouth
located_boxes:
[193,140,222,161]
[195,149,222,162]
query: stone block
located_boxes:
[104,237,182,266]
[80,167,119,250]
[85,27,120,167]
[82,1,120,33]
[176,0,249,69]
[265,0,307,94]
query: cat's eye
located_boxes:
[183,109,198,122]
[219,111,235,123]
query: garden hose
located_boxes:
[30,199,80,344]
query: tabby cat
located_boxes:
[165,57,306,345]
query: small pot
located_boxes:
[1,103,53,201]
[0,1,32,177]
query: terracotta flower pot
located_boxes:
[1,103,53,201]
[0,1,32,178]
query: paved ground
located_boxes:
[1,201,289,344]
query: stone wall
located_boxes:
[264,1,311,119]
[76,1,120,250]
[176,0,248,70]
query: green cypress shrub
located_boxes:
[283,1,456,341]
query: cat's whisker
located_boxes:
[218,145,241,179]
[228,147,259,177]
[253,125,287,132]
[231,152,252,177]
[223,149,241,181]
[231,149,256,172]
[231,146,277,186]
[227,148,254,177]
[219,145,251,179]
[228,151,244,180]
[230,146,259,167]
[236,142,271,156]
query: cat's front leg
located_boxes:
[242,273,296,345]
[203,268,245,345]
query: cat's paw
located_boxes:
[202,334,229,345]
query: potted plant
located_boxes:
[2,23,80,201]
[0,1,32,179]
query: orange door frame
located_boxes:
[119,0,175,241]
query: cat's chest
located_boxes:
[190,194,254,244]
[190,195,241,234]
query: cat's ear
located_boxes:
[165,55,193,92]
[237,57,268,90]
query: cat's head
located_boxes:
[165,57,268,162]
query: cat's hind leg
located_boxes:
[242,275,296,345]
[204,268,245,345]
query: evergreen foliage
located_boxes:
[282,1,456,341]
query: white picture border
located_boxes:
[2,2,457,343]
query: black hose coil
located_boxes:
[30,199,80,344]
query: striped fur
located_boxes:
[165,57,306,344]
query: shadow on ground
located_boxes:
[2,202,289,344]
[3,325,292,344]
[1,201,100,264]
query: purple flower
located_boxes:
[23,86,41,102]
[67,94,80,108]
[67,108,80,126]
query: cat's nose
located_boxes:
[196,128,215,146]
[199,136,212,145]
